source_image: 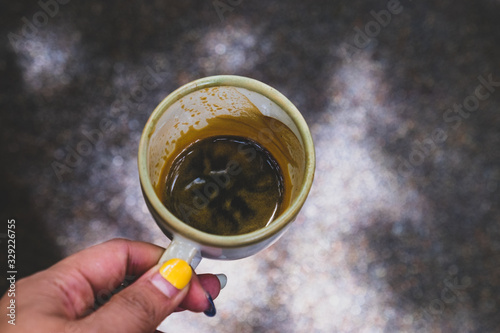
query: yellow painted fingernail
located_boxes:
[159,259,192,289]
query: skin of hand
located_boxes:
[0,238,223,333]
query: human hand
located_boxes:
[0,238,226,333]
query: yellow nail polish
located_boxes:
[158,259,192,289]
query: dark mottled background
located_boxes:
[1,0,500,332]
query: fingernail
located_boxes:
[216,274,227,290]
[151,259,192,298]
[204,293,216,317]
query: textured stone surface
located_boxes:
[1,1,500,332]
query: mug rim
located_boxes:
[138,75,315,248]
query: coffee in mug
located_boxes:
[155,96,302,236]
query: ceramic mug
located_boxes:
[138,75,315,269]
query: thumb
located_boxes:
[79,259,192,333]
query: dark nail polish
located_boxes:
[204,293,216,317]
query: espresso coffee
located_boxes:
[159,136,285,235]
[153,87,305,236]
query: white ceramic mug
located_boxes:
[138,75,315,269]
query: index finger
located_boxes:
[52,238,165,296]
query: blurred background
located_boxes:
[1,0,500,332]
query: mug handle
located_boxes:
[158,235,203,269]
